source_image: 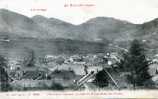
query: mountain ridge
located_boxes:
[0,9,158,55]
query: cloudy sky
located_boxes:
[0,0,158,25]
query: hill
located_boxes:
[0,9,158,55]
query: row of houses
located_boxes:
[2,52,124,90]
[8,66,49,81]
[41,52,121,66]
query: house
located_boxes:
[149,63,158,76]
[9,66,49,80]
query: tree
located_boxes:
[116,52,129,71]
[117,39,151,88]
[27,49,35,67]
[23,48,36,67]
[0,55,10,91]
[94,69,109,88]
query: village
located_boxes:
[5,52,114,90]
[1,49,158,91]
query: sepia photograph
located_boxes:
[0,0,158,98]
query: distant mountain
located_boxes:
[0,9,50,38]
[1,9,158,55]
[133,18,158,54]
[32,15,77,39]
[0,9,137,42]
[78,17,137,42]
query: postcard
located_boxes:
[0,0,158,98]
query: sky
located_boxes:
[0,0,158,25]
